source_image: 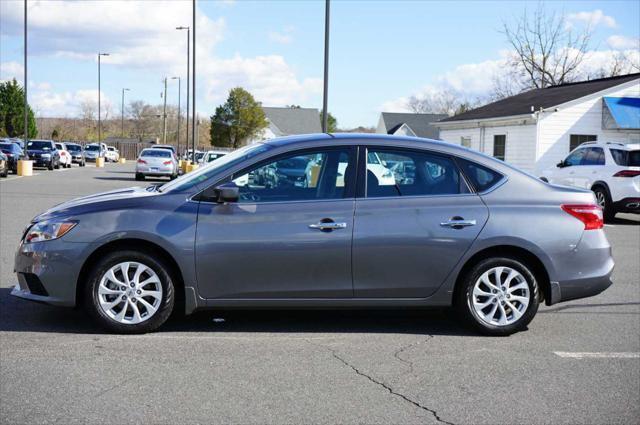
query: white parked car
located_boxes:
[200,150,228,164]
[54,142,72,168]
[106,146,120,162]
[539,142,640,221]
[135,148,178,181]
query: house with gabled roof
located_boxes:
[248,107,322,144]
[434,73,640,174]
[376,112,447,139]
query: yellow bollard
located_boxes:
[95,157,105,168]
[17,160,33,176]
[118,158,126,164]
[181,160,191,173]
[186,163,199,173]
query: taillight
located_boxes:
[163,160,172,165]
[137,159,147,164]
[613,170,640,177]
[561,204,603,230]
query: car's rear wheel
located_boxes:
[456,257,539,336]
[48,160,54,170]
[135,173,144,181]
[593,186,615,222]
[84,250,175,333]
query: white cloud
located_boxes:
[268,26,295,44]
[0,61,24,81]
[607,35,640,50]
[29,84,113,117]
[567,9,617,28]
[1,1,320,116]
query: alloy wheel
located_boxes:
[471,266,530,326]
[596,191,606,210]
[97,261,163,324]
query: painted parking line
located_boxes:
[554,351,639,359]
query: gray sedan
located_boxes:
[135,148,178,180]
[11,134,613,335]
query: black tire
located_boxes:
[80,161,85,167]
[48,160,54,171]
[84,250,175,334]
[1,168,7,177]
[135,173,144,181]
[455,257,539,336]
[54,160,60,170]
[593,186,615,222]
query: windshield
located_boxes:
[610,149,640,167]
[0,143,18,152]
[27,141,52,150]
[206,153,225,162]
[85,145,100,151]
[55,144,64,150]
[66,144,81,152]
[108,147,115,151]
[160,143,271,193]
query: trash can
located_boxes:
[17,160,33,176]
[95,157,105,167]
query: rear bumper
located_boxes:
[613,197,640,214]
[549,266,614,305]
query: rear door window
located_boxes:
[610,149,640,166]
[583,148,605,165]
[365,148,469,197]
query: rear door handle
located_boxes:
[440,219,476,228]
[309,222,347,231]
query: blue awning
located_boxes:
[602,97,640,130]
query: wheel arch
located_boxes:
[591,180,610,193]
[76,238,186,315]
[452,245,552,305]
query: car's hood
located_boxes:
[34,186,159,222]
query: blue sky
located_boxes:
[1,0,638,128]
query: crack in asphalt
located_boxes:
[308,340,454,425]
[393,337,433,376]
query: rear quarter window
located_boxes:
[456,158,504,192]
[610,149,640,166]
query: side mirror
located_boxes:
[556,161,566,168]
[200,183,239,203]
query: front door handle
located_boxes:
[440,219,476,228]
[309,222,347,231]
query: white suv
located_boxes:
[540,142,640,221]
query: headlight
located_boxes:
[24,220,77,243]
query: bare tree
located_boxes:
[499,5,593,93]
[407,88,483,116]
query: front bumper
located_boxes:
[29,157,53,167]
[11,239,93,307]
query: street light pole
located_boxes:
[176,26,190,158]
[24,0,28,145]
[162,77,168,144]
[97,52,109,142]
[191,0,196,158]
[322,0,330,133]
[171,77,181,151]
[121,88,130,137]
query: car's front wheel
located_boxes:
[84,250,175,333]
[456,257,539,336]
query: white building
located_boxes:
[435,73,640,174]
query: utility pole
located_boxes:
[162,77,168,144]
[171,77,181,151]
[191,0,196,159]
[322,0,330,133]
[24,0,28,145]
[98,52,109,141]
[177,26,190,159]
[121,88,129,137]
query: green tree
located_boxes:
[319,111,338,133]
[209,87,268,148]
[0,79,37,138]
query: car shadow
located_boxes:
[0,288,475,336]
[93,176,170,183]
[609,214,639,225]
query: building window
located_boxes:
[460,137,471,148]
[493,135,506,161]
[570,134,597,151]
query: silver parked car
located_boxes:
[135,148,178,181]
[11,134,613,335]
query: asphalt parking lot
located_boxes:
[1,163,638,424]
